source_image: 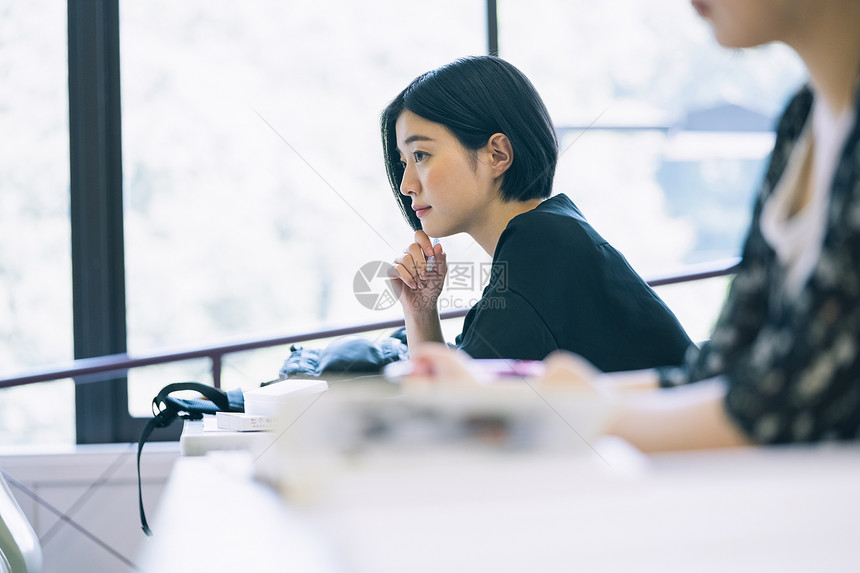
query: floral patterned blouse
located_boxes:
[659,82,860,444]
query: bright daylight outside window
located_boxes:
[0,0,75,446]
[0,1,810,443]
[501,0,806,341]
[120,0,487,415]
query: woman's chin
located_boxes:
[419,217,458,240]
[420,222,442,238]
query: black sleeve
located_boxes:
[455,286,558,360]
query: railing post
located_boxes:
[211,355,222,390]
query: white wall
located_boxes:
[0,443,179,573]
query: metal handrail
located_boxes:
[0,258,739,391]
[644,257,740,287]
[0,311,464,391]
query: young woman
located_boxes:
[381,56,692,370]
[408,1,860,451]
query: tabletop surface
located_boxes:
[139,436,860,573]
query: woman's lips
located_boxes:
[413,205,431,218]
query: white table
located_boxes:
[178,416,271,456]
[139,439,860,573]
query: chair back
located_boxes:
[0,472,41,573]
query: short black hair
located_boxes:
[381,56,559,231]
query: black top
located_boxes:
[455,194,693,371]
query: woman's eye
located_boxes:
[413,151,428,163]
[398,160,407,169]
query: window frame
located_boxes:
[68,0,498,444]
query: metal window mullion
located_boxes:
[68,0,128,444]
[487,0,498,55]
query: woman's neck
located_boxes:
[470,197,543,257]
[788,1,860,116]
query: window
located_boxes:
[499,0,806,339]
[1,1,811,445]
[0,0,74,446]
[119,0,487,416]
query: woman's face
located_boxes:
[395,110,495,239]
[691,0,804,48]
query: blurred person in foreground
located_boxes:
[406,0,860,453]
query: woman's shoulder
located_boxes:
[504,194,590,236]
[490,196,611,296]
[513,193,583,220]
[498,194,604,258]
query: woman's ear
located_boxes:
[486,133,513,176]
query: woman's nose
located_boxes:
[400,164,418,196]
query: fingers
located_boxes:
[390,244,425,289]
[540,351,601,388]
[384,269,406,296]
[391,257,419,290]
[414,230,436,259]
[392,238,445,289]
[406,242,429,281]
[406,343,479,384]
[432,241,444,258]
[425,247,446,277]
